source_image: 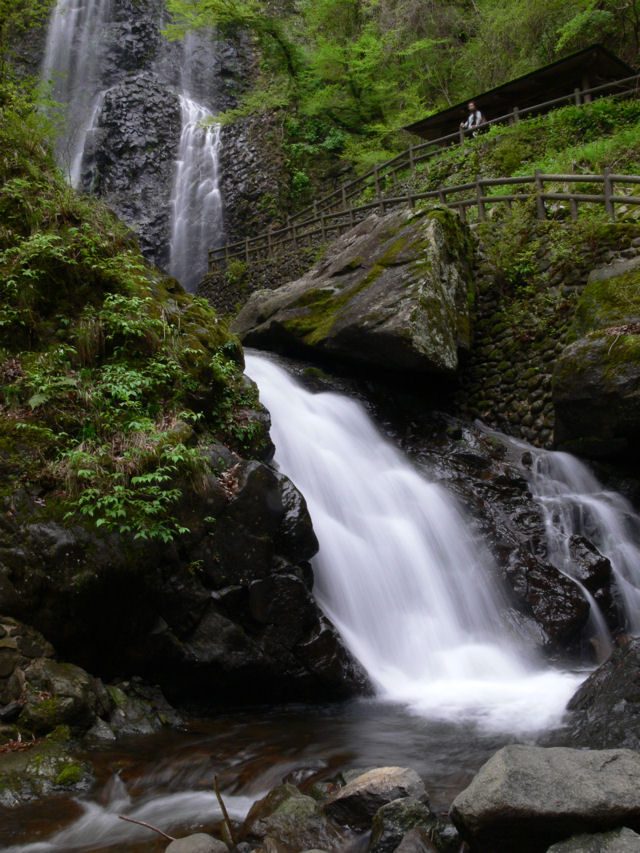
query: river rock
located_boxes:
[393,828,439,852]
[165,832,229,853]
[232,207,475,375]
[324,767,429,830]
[165,834,228,853]
[548,639,640,749]
[546,827,640,852]
[242,783,344,852]
[368,797,435,853]
[450,744,640,852]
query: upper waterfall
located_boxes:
[40,1,225,289]
[245,353,582,733]
[41,0,112,186]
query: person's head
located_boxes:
[468,102,476,112]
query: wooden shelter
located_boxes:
[404,44,637,141]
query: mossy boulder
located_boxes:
[553,264,640,459]
[242,783,345,852]
[232,207,475,374]
[0,726,93,807]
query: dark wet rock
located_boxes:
[107,679,184,737]
[369,797,435,853]
[450,744,640,853]
[547,639,640,750]
[546,826,640,852]
[233,207,475,375]
[242,783,344,852]
[1,462,366,707]
[165,834,228,853]
[324,767,429,830]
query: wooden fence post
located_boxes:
[604,167,615,220]
[320,213,326,241]
[341,186,347,209]
[291,216,298,250]
[313,200,318,218]
[476,178,486,221]
[267,228,272,256]
[407,192,415,209]
[349,203,354,226]
[574,87,581,106]
[535,169,546,220]
[245,237,249,262]
[438,185,447,205]
[409,145,415,178]
[513,106,519,124]
[374,165,380,198]
[459,126,465,144]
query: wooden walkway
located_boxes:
[209,73,640,272]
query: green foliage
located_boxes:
[0,77,264,542]
[166,0,640,177]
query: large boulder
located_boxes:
[450,745,640,852]
[232,207,475,374]
[548,639,640,750]
[553,263,640,460]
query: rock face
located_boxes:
[0,457,367,706]
[232,207,475,374]
[553,263,640,460]
[82,71,182,271]
[549,639,640,750]
[450,745,640,852]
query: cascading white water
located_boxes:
[169,95,223,291]
[2,772,255,853]
[41,0,112,186]
[528,450,640,634]
[245,354,581,732]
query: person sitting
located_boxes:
[460,101,486,136]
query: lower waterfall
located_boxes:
[245,354,581,732]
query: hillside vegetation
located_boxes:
[167,0,640,180]
[0,83,267,543]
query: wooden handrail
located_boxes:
[207,170,640,270]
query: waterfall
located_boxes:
[245,354,581,732]
[41,0,112,186]
[169,96,224,291]
[528,450,640,635]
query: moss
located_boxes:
[55,762,83,786]
[572,269,640,339]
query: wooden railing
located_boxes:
[209,72,640,271]
[209,170,640,270]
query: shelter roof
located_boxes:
[404,44,637,141]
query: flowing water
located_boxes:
[6,354,640,851]
[168,96,224,291]
[244,354,582,732]
[41,0,112,186]
[527,448,640,634]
